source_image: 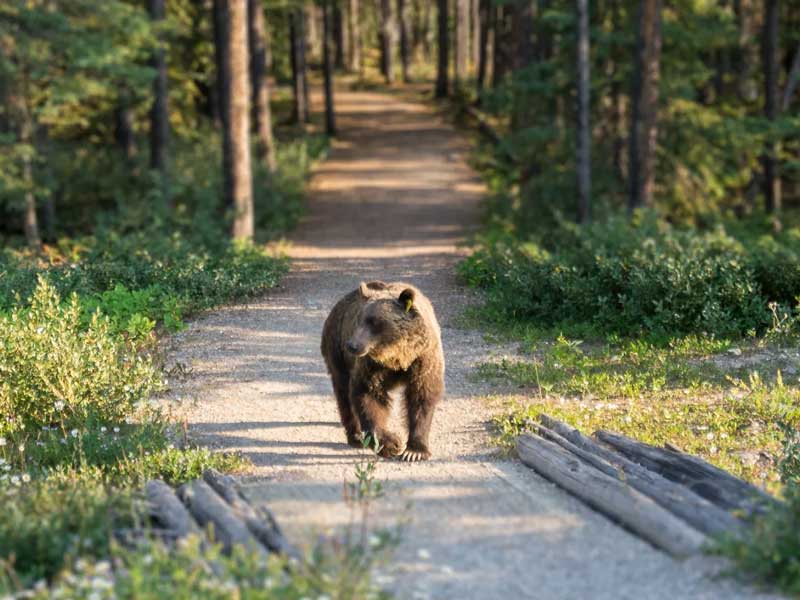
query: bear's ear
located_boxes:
[399,288,416,313]
[359,280,387,297]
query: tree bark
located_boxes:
[114,101,137,162]
[248,0,277,172]
[379,0,396,83]
[203,469,299,558]
[476,0,491,97]
[471,0,480,68]
[222,0,254,240]
[455,0,469,88]
[595,430,779,515]
[149,0,169,182]
[347,0,362,73]
[179,480,268,556]
[735,0,759,102]
[782,44,800,111]
[517,434,707,557]
[761,0,780,213]
[398,0,412,82]
[289,9,308,125]
[538,416,744,537]
[435,0,449,97]
[333,3,345,70]
[576,0,591,223]
[492,4,509,88]
[627,0,662,214]
[212,0,227,129]
[322,0,337,135]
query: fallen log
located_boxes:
[517,434,707,557]
[595,430,778,516]
[178,480,269,557]
[203,468,300,560]
[537,415,743,537]
[146,479,202,538]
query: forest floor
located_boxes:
[164,88,779,599]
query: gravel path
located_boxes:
[165,89,778,599]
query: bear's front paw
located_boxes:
[373,431,403,458]
[346,429,364,448]
[400,440,431,462]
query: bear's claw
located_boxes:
[399,448,431,462]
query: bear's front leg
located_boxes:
[350,379,403,458]
[401,363,443,462]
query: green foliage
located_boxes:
[0,279,161,438]
[460,214,800,339]
[0,474,140,584]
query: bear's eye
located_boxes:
[364,317,380,332]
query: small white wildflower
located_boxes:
[142,554,153,566]
[36,326,44,334]
[706,432,714,440]
[113,427,120,433]
[10,475,20,485]
[417,548,431,560]
[100,426,107,433]
[368,534,381,547]
[0,437,6,447]
[54,400,65,411]
[71,429,79,438]
[22,473,31,483]
[42,425,50,431]
[0,458,5,465]
[167,443,175,450]
[17,444,24,453]
[36,441,44,446]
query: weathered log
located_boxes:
[146,479,202,538]
[178,479,269,557]
[203,468,300,560]
[595,430,778,515]
[517,434,707,557]
[537,416,743,537]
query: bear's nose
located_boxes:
[345,340,360,354]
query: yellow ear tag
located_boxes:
[404,299,413,313]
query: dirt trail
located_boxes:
[166,89,777,599]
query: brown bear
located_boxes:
[321,281,445,461]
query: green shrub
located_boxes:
[459,215,799,339]
[0,278,161,438]
[0,474,140,584]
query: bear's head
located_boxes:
[345,282,428,370]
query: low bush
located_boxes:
[460,213,800,340]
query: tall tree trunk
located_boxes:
[212,0,226,129]
[333,3,345,70]
[347,0,362,73]
[492,4,509,88]
[536,0,552,61]
[322,0,337,135]
[762,0,780,213]
[222,0,254,239]
[471,0,480,68]
[735,0,759,102]
[435,0,449,97]
[610,0,625,183]
[510,1,534,130]
[115,100,137,162]
[420,0,434,60]
[398,0,411,82]
[627,0,662,214]
[149,0,169,183]
[783,44,800,111]
[248,0,277,172]
[576,0,591,223]
[289,9,309,125]
[301,10,311,123]
[305,3,321,63]
[455,0,469,88]
[380,0,396,83]
[476,0,491,97]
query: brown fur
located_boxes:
[321,281,445,460]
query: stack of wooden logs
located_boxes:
[517,415,780,557]
[145,468,299,560]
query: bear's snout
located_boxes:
[345,339,367,356]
